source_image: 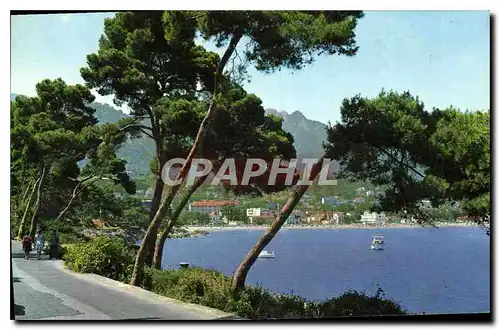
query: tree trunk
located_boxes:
[17,177,39,238]
[231,156,326,297]
[29,166,46,237]
[130,32,243,287]
[55,177,100,222]
[152,175,206,269]
[130,188,177,285]
[21,178,34,201]
[145,176,165,267]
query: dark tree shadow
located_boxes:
[14,304,25,316]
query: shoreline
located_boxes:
[186,222,477,233]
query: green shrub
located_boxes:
[63,236,135,281]
[140,267,407,319]
[59,232,87,244]
[312,288,407,318]
[143,267,234,312]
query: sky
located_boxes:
[11,11,490,124]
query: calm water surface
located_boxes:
[160,227,490,314]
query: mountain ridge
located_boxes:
[11,93,331,177]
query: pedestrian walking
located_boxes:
[21,233,32,260]
[49,230,59,260]
[34,229,45,260]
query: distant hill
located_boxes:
[88,103,155,177]
[11,93,335,177]
[265,108,328,159]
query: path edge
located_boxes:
[55,261,245,320]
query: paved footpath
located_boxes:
[11,241,240,320]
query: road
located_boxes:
[11,241,238,320]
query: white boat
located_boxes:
[371,235,385,250]
[258,250,275,258]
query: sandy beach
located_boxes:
[186,222,476,233]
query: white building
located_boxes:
[246,208,262,217]
[321,196,339,206]
[356,187,366,194]
[360,211,387,225]
[331,212,345,224]
[419,199,432,209]
[246,208,276,225]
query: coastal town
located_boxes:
[138,185,476,229]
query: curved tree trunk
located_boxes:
[152,175,206,269]
[130,33,242,287]
[130,188,177,285]
[145,176,165,267]
[29,166,46,237]
[55,176,101,222]
[17,177,39,238]
[231,156,326,297]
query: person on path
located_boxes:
[49,230,59,260]
[34,229,45,260]
[21,233,32,260]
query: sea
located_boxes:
[159,226,490,314]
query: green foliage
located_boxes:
[63,236,135,281]
[194,11,364,73]
[58,232,88,244]
[141,267,406,319]
[312,288,405,318]
[220,205,248,224]
[326,90,490,226]
[178,211,210,226]
[10,79,135,235]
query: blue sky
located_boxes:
[11,11,490,124]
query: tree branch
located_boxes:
[140,129,154,139]
[119,119,152,132]
[376,145,425,179]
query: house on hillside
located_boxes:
[189,200,240,214]
[307,211,334,225]
[356,187,366,195]
[321,196,339,206]
[419,199,432,209]
[353,196,366,204]
[208,211,223,225]
[331,211,345,224]
[249,214,276,225]
[141,199,152,210]
[360,211,387,225]
[267,202,278,210]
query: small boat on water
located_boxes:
[371,235,385,250]
[258,250,275,258]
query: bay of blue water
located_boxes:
[160,227,490,314]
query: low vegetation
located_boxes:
[62,237,407,319]
[63,236,135,282]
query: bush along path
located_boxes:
[62,237,407,320]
